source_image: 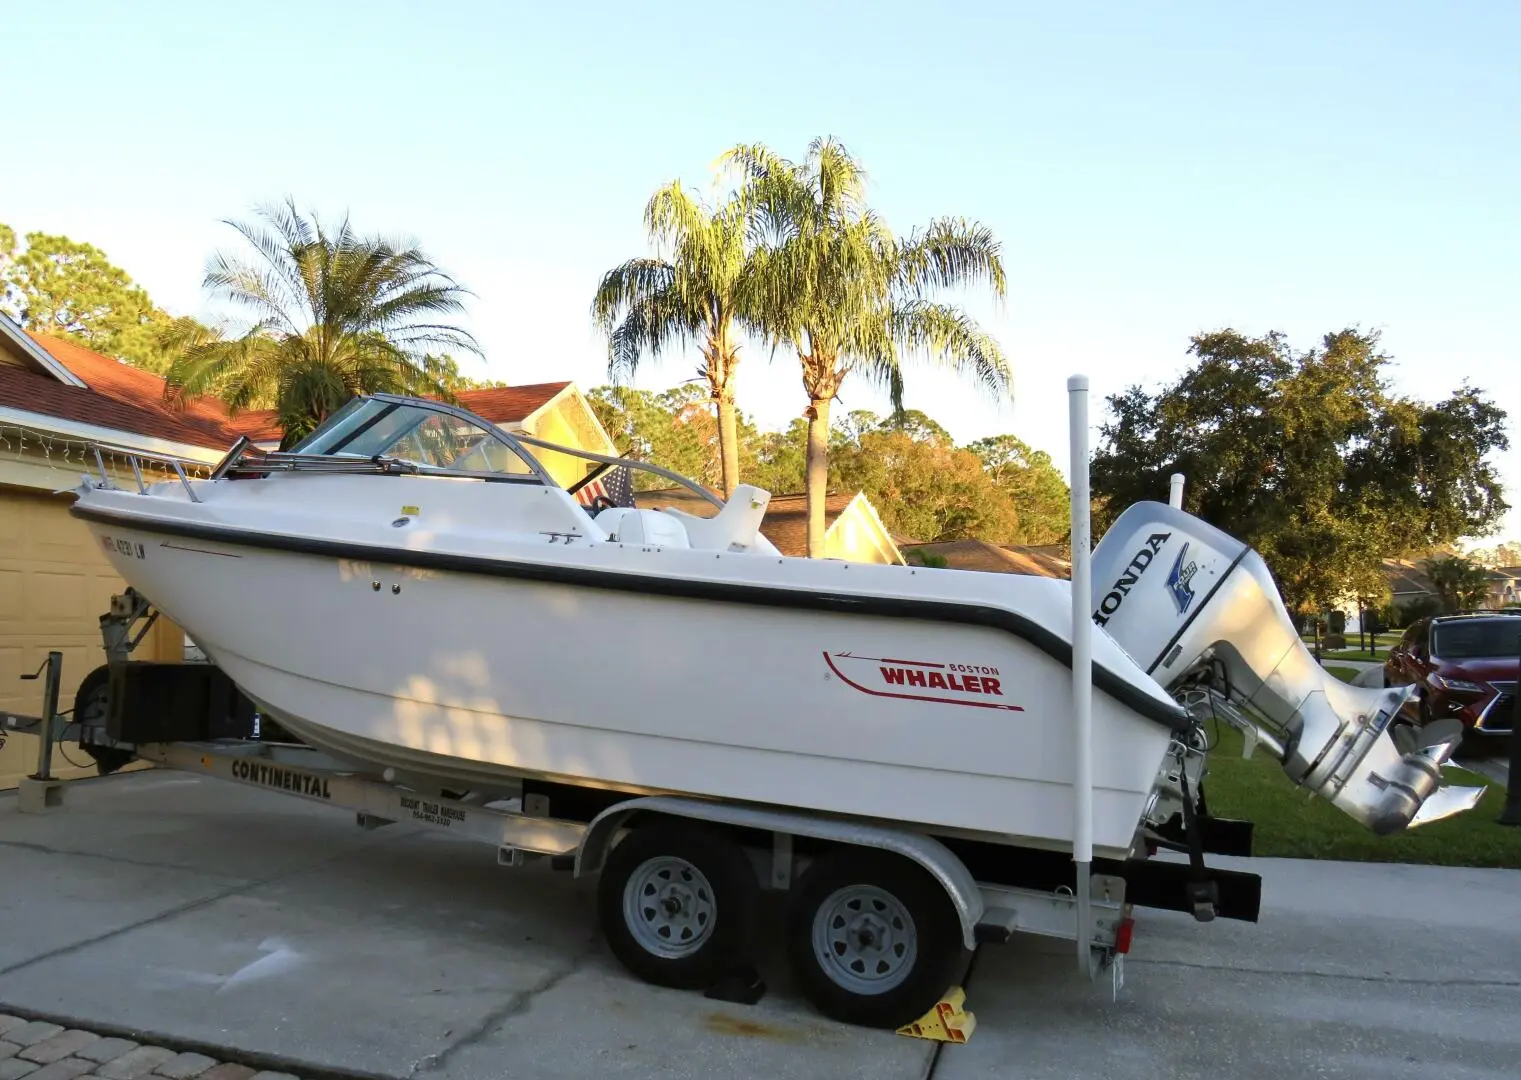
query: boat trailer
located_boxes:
[3,585,1263,1034]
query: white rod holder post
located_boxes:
[1067,375,1094,975]
[1168,472,1185,510]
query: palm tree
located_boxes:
[591,181,763,497]
[161,198,482,448]
[1423,554,1493,612]
[721,137,1012,557]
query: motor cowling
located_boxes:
[1089,501,1482,833]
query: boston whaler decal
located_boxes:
[1093,531,1170,626]
[823,652,1024,711]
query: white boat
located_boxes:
[52,389,1487,1028]
[66,392,1480,856]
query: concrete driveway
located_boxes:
[2,771,1518,1080]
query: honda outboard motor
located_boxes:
[1091,501,1484,834]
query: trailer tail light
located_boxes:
[1114,917,1135,955]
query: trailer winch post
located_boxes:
[30,651,62,782]
[1067,374,1094,974]
[15,650,66,812]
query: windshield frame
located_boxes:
[236,393,727,509]
[286,395,558,486]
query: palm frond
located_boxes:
[591,258,679,332]
[606,287,691,382]
[896,217,1008,300]
[888,300,1013,399]
[644,183,711,253]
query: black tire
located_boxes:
[596,819,758,991]
[73,665,134,776]
[785,847,970,1029]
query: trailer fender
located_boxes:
[574,795,985,950]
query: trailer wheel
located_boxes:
[786,847,969,1029]
[597,819,757,991]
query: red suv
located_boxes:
[1384,612,1519,747]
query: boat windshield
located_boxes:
[266,393,724,509]
[289,397,542,479]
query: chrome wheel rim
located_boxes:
[811,884,917,994]
[623,855,717,959]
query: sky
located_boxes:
[4,0,1518,541]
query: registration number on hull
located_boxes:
[100,534,145,560]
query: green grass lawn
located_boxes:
[1318,646,1393,663]
[1322,665,1360,683]
[1201,723,1520,869]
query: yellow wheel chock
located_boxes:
[895,985,976,1043]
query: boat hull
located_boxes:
[78,508,1179,859]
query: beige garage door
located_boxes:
[1,487,134,788]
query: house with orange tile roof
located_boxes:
[0,314,618,786]
[0,316,238,787]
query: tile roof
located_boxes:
[635,487,859,558]
[222,409,282,443]
[0,333,242,451]
[4,331,576,454]
[457,383,571,425]
[903,539,1071,579]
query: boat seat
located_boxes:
[653,485,780,554]
[593,507,692,548]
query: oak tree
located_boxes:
[1089,328,1509,614]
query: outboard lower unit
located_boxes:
[1091,501,1484,835]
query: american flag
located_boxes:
[573,462,637,509]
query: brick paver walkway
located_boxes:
[0,1016,305,1080]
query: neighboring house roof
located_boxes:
[221,409,283,445]
[0,327,241,454]
[27,332,241,441]
[905,538,1071,579]
[3,321,601,466]
[1382,558,1436,598]
[459,383,574,427]
[635,487,875,559]
[0,318,86,387]
[1380,557,1517,611]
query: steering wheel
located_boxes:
[589,494,617,514]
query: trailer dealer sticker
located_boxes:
[399,794,467,828]
[823,652,1023,711]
